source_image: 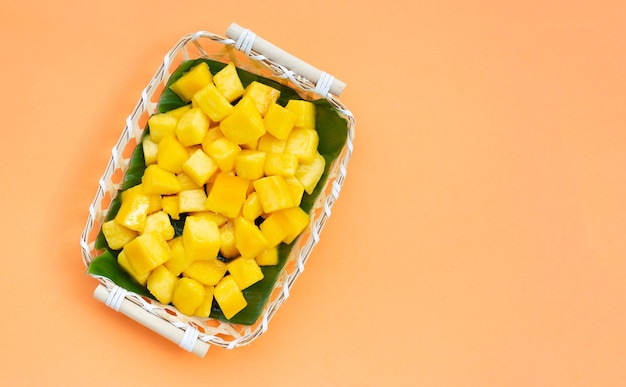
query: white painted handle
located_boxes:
[93,285,209,357]
[226,23,346,96]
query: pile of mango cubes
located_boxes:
[100,61,325,320]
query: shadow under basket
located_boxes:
[80,23,355,357]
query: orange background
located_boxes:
[2,0,626,385]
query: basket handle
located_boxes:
[226,23,346,97]
[93,284,210,357]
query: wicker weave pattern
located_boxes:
[80,30,355,351]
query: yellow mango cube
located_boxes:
[295,152,326,194]
[178,189,208,213]
[219,97,266,145]
[176,107,210,147]
[255,246,279,266]
[147,265,178,305]
[257,132,287,153]
[172,277,206,316]
[183,149,219,186]
[285,128,319,163]
[148,113,178,143]
[252,175,295,213]
[141,164,182,195]
[242,192,264,222]
[194,285,215,318]
[122,232,171,275]
[176,172,202,190]
[214,275,247,319]
[264,152,299,177]
[117,250,149,286]
[102,219,138,250]
[164,104,192,120]
[205,173,249,218]
[183,215,221,261]
[191,83,234,122]
[212,62,245,103]
[157,135,189,174]
[203,137,241,172]
[264,102,296,140]
[204,126,224,143]
[285,176,305,205]
[227,257,264,290]
[235,150,266,180]
[169,62,213,103]
[279,206,311,244]
[142,211,175,241]
[242,81,280,116]
[142,137,158,166]
[187,210,228,227]
[164,237,192,276]
[285,99,316,129]
[161,195,180,220]
[114,188,152,232]
[234,216,268,259]
[120,185,162,215]
[219,220,239,259]
[183,259,228,286]
[259,210,294,248]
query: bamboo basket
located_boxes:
[80,23,355,357]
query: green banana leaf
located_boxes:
[88,59,348,325]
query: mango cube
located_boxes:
[102,219,138,250]
[234,216,268,259]
[176,172,202,190]
[172,277,206,316]
[182,215,221,261]
[169,62,213,103]
[195,286,215,318]
[257,132,287,153]
[147,265,178,305]
[252,175,295,213]
[178,189,208,213]
[264,102,296,140]
[259,210,295,248]
[148,113,178,143]
[141,164,182,195]
[117,250,149,286]
[142,211,175,241]
[164,237,192,276]
[183,259,228,286]
[285,128,319,163]
[122,232,171,275]
[183,149,218,186]
[187,210,228,227]
[279,206,311,244]
[142,137,158,165]
[161,195,180,220]
[214,275,247,319]
[164,104,192,120]
[285,176,305,205]
[235,150,266,180]
[205,173,249,218]
[219,97,266,145]
[204,126,224,143]
[295,152,326,194]
[157,135,189,174]
[285,99,316,129]
[227,257,264,290]
[242,192,264,222]
[212,62,245,103]
[176,107,210,147]
[242,81,280,116]
[255,246,279,266]
[114,188,152,232]
[264,152,299,177]
[219,220,239,259]
[203,137,241,172]
[191,83,233,122]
